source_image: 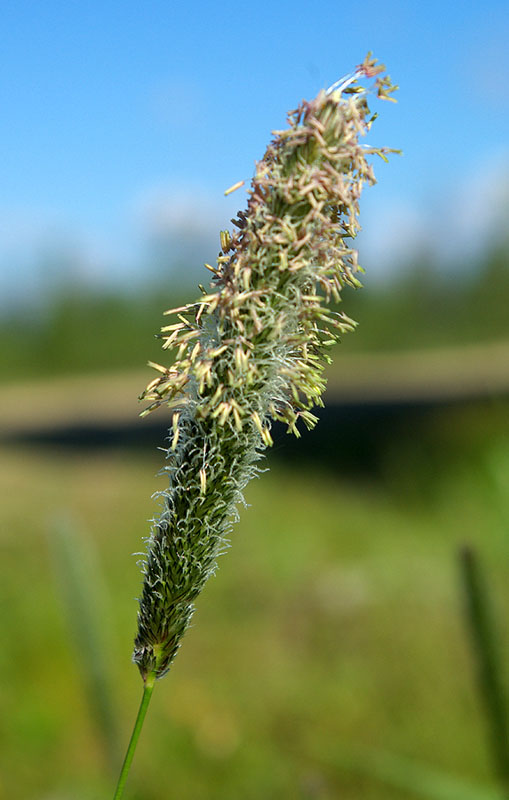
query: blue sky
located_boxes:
[1,0,509,305]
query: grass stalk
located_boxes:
[116,54,397,796]
[113,672,156,800]
[459,544,509,798]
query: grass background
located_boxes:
[2,242,509,384]
[1,242,509,798]
[2,409,509,798]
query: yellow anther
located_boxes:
[199,468,207,494]
[224,179,245,196]
[171,413,181,450]
[251,411,264,436]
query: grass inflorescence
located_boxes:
[133,54,398,681]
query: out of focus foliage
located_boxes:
[2,242,509,798]
[2,429,509,798]
[2,242,508,383]
[1,288,185,382]
[344,242,509,352]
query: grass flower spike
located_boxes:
[133,53,398,683]
[113,53,397,800]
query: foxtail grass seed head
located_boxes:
[134,54,398,680]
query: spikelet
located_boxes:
[134,54,398,679]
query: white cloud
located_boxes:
[358,200,429,276]
[437,153,509,260]
[133,181,244,238]
[358,151,509,278]
[0,206,135,308]
[1,153,508,311]
[130,181,247,277]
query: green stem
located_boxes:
[113,673,156,800]
[459,545,509,798]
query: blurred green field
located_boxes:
[2,242,509,798]
[2,412,509,799]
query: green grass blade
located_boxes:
[317,746,502,800]
[351,750,501,800]
[459,544,509,797]
[48,514,120,773]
